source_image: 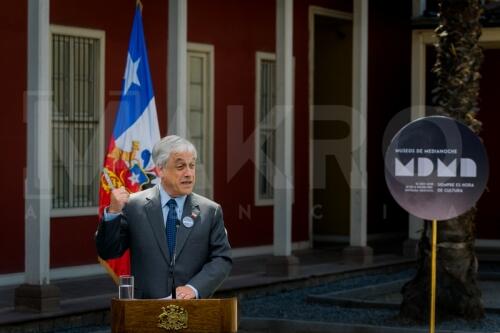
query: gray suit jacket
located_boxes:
[96,187,232,299]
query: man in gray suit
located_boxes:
[96,135,232,299]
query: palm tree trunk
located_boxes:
[400,0,484,322]
[401,210,483,321]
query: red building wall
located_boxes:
[1,0,410,274]
[49,0,168,268]
[188,0,352,246]
[188,0,276,247]
[0,1,27,274]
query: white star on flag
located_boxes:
[128,172,140,185]
[123,53,141,95]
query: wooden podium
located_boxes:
[111,298,238,333]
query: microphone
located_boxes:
[171,219,180,299]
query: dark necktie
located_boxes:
[166,199,178,257]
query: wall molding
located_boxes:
[0,264,106,287]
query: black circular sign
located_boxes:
[384,116,488,221]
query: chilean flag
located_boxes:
[98,5,160,283]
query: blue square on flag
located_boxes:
[129,164,149,185]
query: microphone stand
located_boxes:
[171,220,180,299]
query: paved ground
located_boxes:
[240,264,500,333]
[307,271,500,310]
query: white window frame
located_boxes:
[255,52,277,206]
[50,25,105,217]
[187,42,214,199]
[412,0,427,17]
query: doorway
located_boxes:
[310,8,353,243]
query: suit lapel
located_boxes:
[176,193,200,258]
[145,187,171,264]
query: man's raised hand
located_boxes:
[109,187,129,213]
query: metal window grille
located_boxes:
[52,34,100,209]
[258,60,276,200]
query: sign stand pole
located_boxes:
[384,116,488,332]
[430,219,437,333]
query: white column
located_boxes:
[273,0,294,256]
[412,0,426,17]
[167,0,188,137]
[350,0,369,247]
[411,30,427,120]
[408,30,427,242]
[25,0,51,285]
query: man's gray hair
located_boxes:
[152,135,197,168]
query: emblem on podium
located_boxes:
[158,304,188,330]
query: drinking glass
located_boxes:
[118,275,134,299]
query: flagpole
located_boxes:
[98,257,120,285]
